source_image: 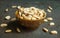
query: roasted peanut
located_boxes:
[42,27,48,32]
[5,16,11,20]
[0,23,7,27]
[49,22,55,26]
[17,28,21,32]
[47,17,53,21]
[5,29,12,33]
[50,30,58,35]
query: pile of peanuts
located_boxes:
[18,7,46,20]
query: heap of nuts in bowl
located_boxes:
[17,7,46,20]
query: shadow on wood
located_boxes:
[6,20,35,33]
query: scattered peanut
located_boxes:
[47,17,53,21]
[11,5,17,8]
[48,6,53,10]
[5,16,11,20]
[5,8,8,12]
[50,30,58,35]
[49,22,55,26]
[47,9,51,12]
[17,28,21,32]
[0,23,7,27]
[17,6,21,9]
[42,27,48,32]
[5,29,12,32]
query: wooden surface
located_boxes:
[0,0,60,38]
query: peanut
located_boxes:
[50,30,58,35]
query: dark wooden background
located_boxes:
[0,0,60,38]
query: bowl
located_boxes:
[15,9,46,30]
